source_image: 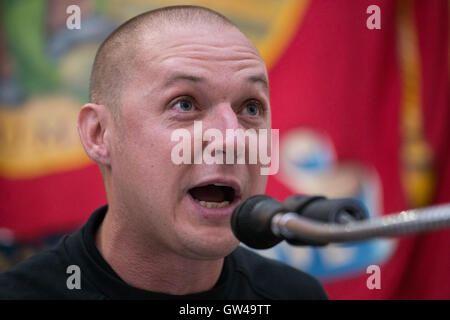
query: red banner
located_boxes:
[1,0,448,299]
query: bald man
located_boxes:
[0,6,327,300]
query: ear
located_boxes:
[77,103,112,166]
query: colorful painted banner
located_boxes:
[1,0,449,299]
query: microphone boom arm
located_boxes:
[271,204,450,244]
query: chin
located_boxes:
[179,229,240,260]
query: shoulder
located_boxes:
[230,246,328,300]
[0,237,83,299]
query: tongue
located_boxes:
[189,185,226,202]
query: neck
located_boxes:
[95,207,224,295]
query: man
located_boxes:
[0,5,327,299]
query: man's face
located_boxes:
[110,25,270,259]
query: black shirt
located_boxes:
[0,206,328,300]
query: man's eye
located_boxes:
[244,100,262,116]
[174,99,194,112]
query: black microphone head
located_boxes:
[231,195,285,249]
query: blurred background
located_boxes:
[0,0,449,299]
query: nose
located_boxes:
[208,103,240,132]
[202,103,244,164]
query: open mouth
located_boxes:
[188,184,237,209]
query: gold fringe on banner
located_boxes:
[397,0,436,208]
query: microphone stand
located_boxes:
[271,203,450,244]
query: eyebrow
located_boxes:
[247,74,269,92]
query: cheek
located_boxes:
[247,164,268,195]
[255,173,268,194]
[134,131,178,178]
[114,124,179,189]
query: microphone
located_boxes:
[230,195,286,249]
[230,194,367,249]
[231,194,450,250]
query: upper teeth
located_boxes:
[198,200,230,208]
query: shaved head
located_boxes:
[89,5,240,118]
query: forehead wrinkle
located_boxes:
[155,49,265,74]
[158,56,264,69]
[153,56,267,93]
[162,42,261,56]
[149,39,263,62]
[163,73,204,88]
[155,53,263,67]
